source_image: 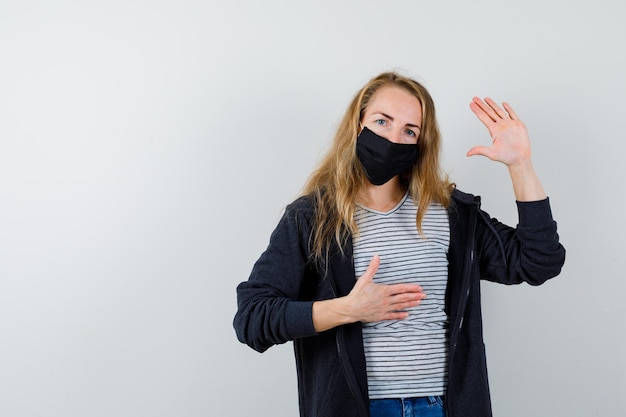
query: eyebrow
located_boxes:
[376,112,422,130]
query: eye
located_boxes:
[374,119,387,126]
[405,128,421,139]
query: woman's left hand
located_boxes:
[467,97,531,168]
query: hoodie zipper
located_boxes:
[326,276,369,416]
[446,197,479,417]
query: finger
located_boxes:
[391,293,427,307]
[483,97,508,119]
[382,311,410,321]
[502,102,519,120]
[391,298,424,312]
[471,97,501,122]
[386,283,424,295]
[360,255,380,283]
[466,145,494,159]
[469,100,497,127]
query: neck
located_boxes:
[358,177,406,212]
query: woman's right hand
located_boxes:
[346,255,426,323]
[312,255,426,332]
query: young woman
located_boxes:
[233,72,565,417]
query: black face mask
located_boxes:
[355,127,418,186]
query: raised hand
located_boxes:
[467,97,531,168]
[466,96,546,201]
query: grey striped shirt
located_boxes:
[353,193,450,399]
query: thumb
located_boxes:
[359,255,380,283]
[466,145,492,158]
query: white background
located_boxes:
[1,1,624,416]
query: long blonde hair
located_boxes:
[302,72,454,263]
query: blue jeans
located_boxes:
[370,396,446,417]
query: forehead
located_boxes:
[364,85,422,121]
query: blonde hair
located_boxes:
[302,72,454,263]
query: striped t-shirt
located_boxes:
[353,192,450,399]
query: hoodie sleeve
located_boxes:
[477,198,566,285]
[233,197,319,353]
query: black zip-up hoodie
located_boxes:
[234,189,565,417]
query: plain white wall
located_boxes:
[1,1,624,416]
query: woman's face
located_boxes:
[361,86,423,144]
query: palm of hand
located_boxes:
[467,97,532,167]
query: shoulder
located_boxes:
[449,187,481,211]
[277,194,318,233]
[285,194,317,218]
[451,187,479,203]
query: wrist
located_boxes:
[507,160,547,202]
[507,158,534,174]
[312,297,355,332]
